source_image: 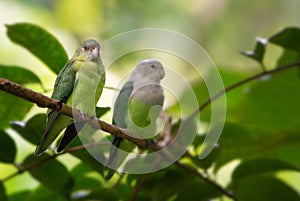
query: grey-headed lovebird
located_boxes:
[35,39,105,155]
[106,59,165,181]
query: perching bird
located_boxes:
[35,39,105,155]
[106,59,165,181]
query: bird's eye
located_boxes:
[150,64,155,69]
[83,46,87,50]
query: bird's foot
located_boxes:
[87,115,101,130]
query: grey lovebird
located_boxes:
[35,39,105,155]
[106,59,165,181]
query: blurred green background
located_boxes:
[0,0,300,200]
[1,0,300,69]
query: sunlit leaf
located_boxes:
[95,107,110,118]
[0,65,41,84]
[233,175,300,201]
[269,27,300,52]
[70,163,102,192]
[23,153,74,198]
[0,130,17,163]
[6,23,68,74]
[232,158,300,181]
[11,114,46,145]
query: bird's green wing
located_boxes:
[113,81,134,128]
[106,81,133,181]
[51,60,76,101]
[56,61,105,152]
[35,60,76,155]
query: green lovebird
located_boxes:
[106,59,165,181]
[35,39,105,156]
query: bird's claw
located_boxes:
[88,115,101,130]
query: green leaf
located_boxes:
[237,69,300,131]
[59,137,104,176]
[95,107,111,118]
[276,49,300,67]
[74,188,119,201]
[6,23,68,74]
[223,70,300,170]
[152,166,221,201]
[269,27,300,52]
[0,65,42,129]
[215,123,300,171]
[128,165,221,201]
[0,130,17,163]
[23,153,74,198]
[70,146,105,175]
[234,175,300,201]
[25,185,67,201]
[11,113,47,145]
[0,90,33,129]
[0,65,41,84]
[0,182,8,201]
[0,66,41,129]
[242,37,267,64]
[275,49,300,78]
[232,158,300,181]
[9,191,30,201]
[70,163,102,192]
[192,135,221,170]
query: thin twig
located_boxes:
[104,85,120,91]
[0,143,98,182]
[175,161,238,201]
[129,174,151,201]
[198,61,300,113]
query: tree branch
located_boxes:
[1,61,299,150]
[0,78,150,149]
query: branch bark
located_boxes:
[0,78,150,149]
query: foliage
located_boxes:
[0,23,300,201]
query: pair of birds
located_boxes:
[35,39,165,181]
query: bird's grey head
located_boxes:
[78,39,101,62]
[132,59,165,82]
